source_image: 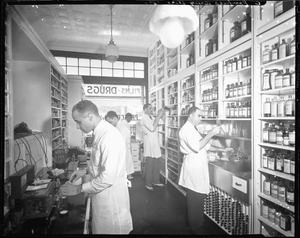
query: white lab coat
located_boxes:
[178,121,211,194]
[140,114,162,158]
[82,120,133,234]
[116,120,134,175]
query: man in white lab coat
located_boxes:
[105,111,135,180]
[140,103,165,191]
[60,100,132,234]
[179,106,233,235]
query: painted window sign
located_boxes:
[83,84,142,97]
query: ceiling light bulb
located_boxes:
[160,17,185,49]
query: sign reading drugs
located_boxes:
[83,84,142,97]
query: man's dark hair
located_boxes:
[143,103,151,111]
[187,106,200,116]
[72,100,99,116]
[105,111,118,120]
[125,113,133,120]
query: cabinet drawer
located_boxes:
[132,154,139,161]
[232,175,247,194]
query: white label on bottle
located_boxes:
[271,185,278,197]
[283,137,289,146]
[286,102,293,115]
[284,159,291,173]
[279,46,286,59]
[270,72,277,89]
[271,103,277,117]
[262,205,268,219]
[275,76,283,88]
[269,132,276,143]
[275,3,283,16]
[205,21,210,30]
[241,21,246,32]
[290,44,295,54]
[237,60,242,70]
[235,108,239,118]
[272,50,278,61]
[263,155,268,167]
[287,192,294,203]
[275,216,280,226]
[278,187,286,202]
[291,161,295,174]
[289,132,295,144]
[264,181,271,195]
[291,73,295,86]
[268,157,275,170]
[263,75,270,90]
[263,131,269,142]
[276,159,282,170]
[269,208,275,222]
[263,103,271,114]
[263,53,270,63]
[283,75,290,87]
[230,30,235,38]
[276,131,283,144]
[280,217,286,230]
[278,103,285,116]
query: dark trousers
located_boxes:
[145,157,160,187]
[186,188,206,235]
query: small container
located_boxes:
[204,14,213,30]
[279,39,288,59]
[263,98,271,117]
[271,43,279,61]
[282,68,291,87]
[275,70,283,89]
[262,45,271,64]
[263,175,271,196]
[290,35,295,55]
[271,96,278,117]
[262,69,271,90]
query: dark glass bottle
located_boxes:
[225,84,230,98]
[276,122,283,145]
[205,39,213,57]
[205,14,213,30]
[271,43,279,61]
[283,151,291,174]
[274,1,294,19]
[267,149,275,171]
[278,179,286,202]
[271,177,279,199]
[275,152,283,172]
[286,182,294,206]
[279,39,288,59]
[230,22,241,43]
[241,13,251,36]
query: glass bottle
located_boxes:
[242,53,248,68]
[289,123,295,146]
[285,95,294,117]
[279,39,288,59]
[247,78,251,95]
[229,83,234,98]
[230,103,235,118]
[277,96,285,117]
[262,148,269,169]
[263,175,271,195]
[247,53,251,66]
[274,1,284,18]
[268,203,276,223]
[275,206,282,226]
[290,152,295,175]
[263,98,271,117]
[275,152,283,172]
[238,82,243,97]
[270,69,278,90]
[262,69,271,90]
[247,101,251,118]
[261,200,269,219]
[283,151,291,174]
[227,59,232,73]
[226,103,231,118]
[263,123,270,143]
[212,11,218,25]
[237,55,242,70]
[234,102,239,118]
[212,65,218,78]
[205,14,213,30]
[205,39,213,57]
[225,84,230,98]
[271,43,279,61]
[232,57,238,71]
[280,211,291,231]
[267,149,275,171]
[269,123,277,144]
[230,22,241,43]
[213,35,218,53]
[262,45,271,64]
[282,68,291,87]
[241,13,251,36]
[276,122,283,145]
[223,61,227,74]
[233,82,238,97]
[290,67,295,86]
[242,79,247,96]
[286,182,294,206]
[242,102,247,118]
[278,179,287,202]
[283,124,290,146]
[271,97,278,117]
[290,35,295,55]
[275,70,283,89]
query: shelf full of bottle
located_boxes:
[51,108,61,118]
[261,147,295,181]
[52,127,62,141]
[168,127,178,140]
[200,64,218,83]
[167,150,179,175]
[223,49,251,76]
[204,185,250,235]
[167,138,178,152]
[199,103,219,119]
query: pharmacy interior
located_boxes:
[3,1,297,236]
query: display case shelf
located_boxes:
[167,157,178,165]
[168,167,178,175]
[259,55,295,69]
[52,135,61,141]
[180,41,195,55]
[181,85,195,92]
[258,117,295,121]
[222,66,251,78]
[200,100,218,104]
[181,99,195,104]
[258,193,294,213]
[204,212,231,235]
[223,95,251,102]
[221,5,249,23]
[168,58,178,69]
[219,118,251,121]
[167,126,178,129]
[259,87,295,95]
[167,147,178,153]
[258,216,293,237]
[258,143,295,151]
[199,22,218,40]
[200,77,218,84]
[258,168,294,182]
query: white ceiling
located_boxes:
[14,4,159,57]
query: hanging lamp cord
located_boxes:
[110,5,113,42]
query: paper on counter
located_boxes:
[26,184,48,191]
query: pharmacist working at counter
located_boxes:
[59,100,133,234]
[179,106,233,235]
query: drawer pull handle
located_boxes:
[235,182,242,186]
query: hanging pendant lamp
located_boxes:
[105,5,119,63]
[149,5,199,49]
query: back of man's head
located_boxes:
[105,111,118,120]
[125,113,133,122]
[143,103,151,111]
[72,100,99,116]
[187,106,200,116]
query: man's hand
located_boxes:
[224,148,234,153]
[209,126,221,136]
[59,181,81,196]
[68,169,86,183]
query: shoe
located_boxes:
[145,185,154,191]
[152,183,165,187]
[127,175,134,180]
